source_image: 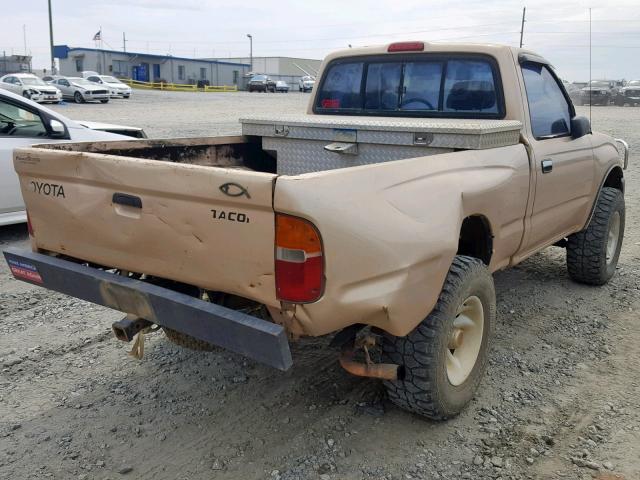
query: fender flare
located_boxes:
[582,164,624,231]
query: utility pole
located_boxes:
[123,32,127,52]
[246,34,253,72]
[519,7,526,48]
[47,0,55,73]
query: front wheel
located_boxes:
[567,187,624,285]
[382,255,495,420]
[100,99,109,104]
[74,91,84,104]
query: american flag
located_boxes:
[93,30,101,41]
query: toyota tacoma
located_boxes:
[3,42,629,420]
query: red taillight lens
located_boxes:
[275,214,324,303]
[27,211,34,236]
[388,41,425,52]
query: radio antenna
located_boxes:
[589,7,592,125]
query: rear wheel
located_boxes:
[567,187,624,285]
[74,91,84,104]
[382,256,495,420]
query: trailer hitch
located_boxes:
[112,315,157,360]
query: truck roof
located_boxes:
[322,41,548,65]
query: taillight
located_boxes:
[275,214,324,303]
[27,211,34,236]
[388,41,425,52]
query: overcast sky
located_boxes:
[2,0,639,81]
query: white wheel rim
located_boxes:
[606,211,621,265]
[446,295,484,386]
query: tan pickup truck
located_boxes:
[4,42,629,420]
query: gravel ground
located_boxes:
[1,91,639,480]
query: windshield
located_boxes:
[68,78,93,86]
[302,76,314,81]
[21,77,46,86]
[590,81,609,87]
[628,80,640,86]
[251,75,267,81]
[102,76,121,83]
[315,55,502,118]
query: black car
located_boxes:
[248,74,276,92]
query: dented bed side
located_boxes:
[273,143,531,337]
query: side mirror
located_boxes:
[49,119,66,138]
[571,116,591,139]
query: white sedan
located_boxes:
[0,89,146,226]
[0,73,63,104]
[85,74,132,99]
[50,77,111,104]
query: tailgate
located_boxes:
[14,147,278,306]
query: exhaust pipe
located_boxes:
[112,315,154,342]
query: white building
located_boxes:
[54,45,249,86]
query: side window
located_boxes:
[3,77,14,84]
[521,63,571,138]
[0,100,47,137]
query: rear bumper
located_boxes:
[3,248,293,371]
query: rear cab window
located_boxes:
[314,54,504,118]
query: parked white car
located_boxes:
[50,76,110,104]
[298,75,315,92]
[0,73,62,104]
[0,89,145,226]
[85,74,132,98]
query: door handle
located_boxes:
[541,159,553,173]
[112,192,142,208]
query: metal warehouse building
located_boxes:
[53,46,249,86]
[207,56,322,86]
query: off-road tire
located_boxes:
[382,255,495,420]
[163,327,217,351]
[567,187,624,285]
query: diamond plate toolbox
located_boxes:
[241,114,523,175]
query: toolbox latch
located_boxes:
[413,132,434,145]
[274,125,290,137]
